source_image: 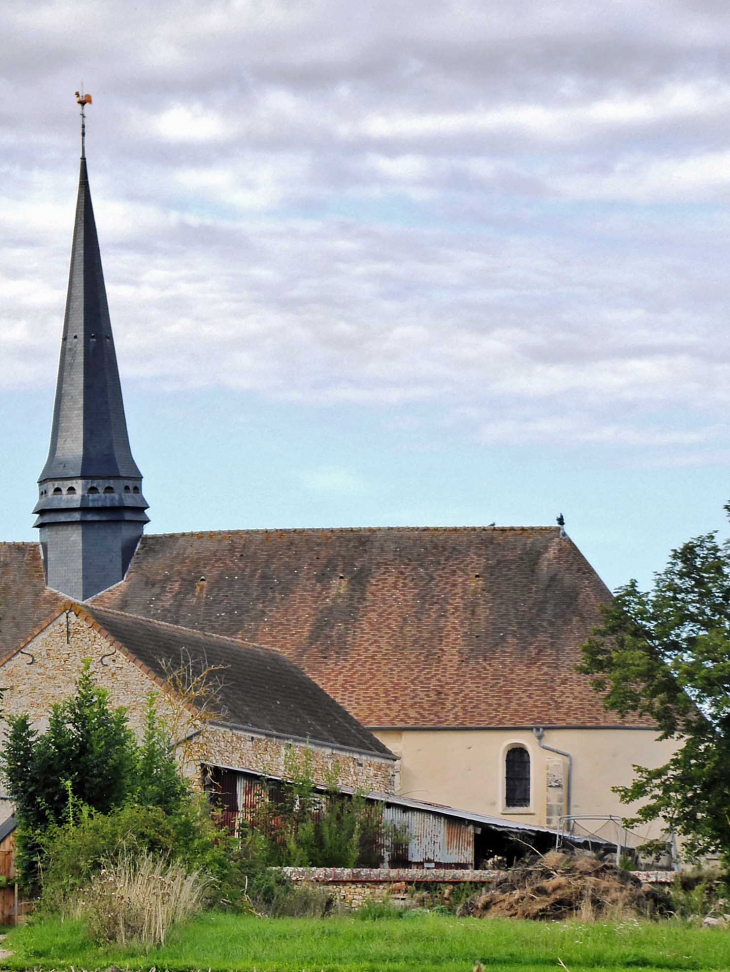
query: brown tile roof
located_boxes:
[88,526,647,730]
[0,543,65,655]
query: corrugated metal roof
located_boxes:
[204,762,610,847]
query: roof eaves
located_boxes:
[209,720,396,761]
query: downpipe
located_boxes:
[532,726,573,827]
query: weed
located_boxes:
[81,851,210,947]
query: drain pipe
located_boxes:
[533,727,573,825]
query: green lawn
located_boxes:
[3,912,729,972]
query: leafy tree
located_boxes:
[580,507,730,864]
[0,664,195,889]
[2,662,136,830]
[135,695,191,814]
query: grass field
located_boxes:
[3,912,729,972]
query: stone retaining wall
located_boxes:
[277,867,677,909]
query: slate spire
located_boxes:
[39,157,142,481]
[34,144,149,600]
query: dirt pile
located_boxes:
[457,851,670,921]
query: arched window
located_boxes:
[505,746,531,808]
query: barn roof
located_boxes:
[0,527,648,730]
[85,603,393,757]
[3,598,392,759]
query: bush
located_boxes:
[82,851,210,947]
[217,747,394,872]
[669,873,729,922]
[263,882,338,918]
[38,804,182,914]
[356,899,406,920]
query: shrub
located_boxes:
[669,873,729,922]
[222,747,394,871]
[0,664,138,889]
[356,899,406,920]
[82,851,210,947]
[263,882,338,918]
[38,803,181,914]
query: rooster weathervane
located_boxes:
[74,86,93,157]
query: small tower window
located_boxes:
[88,486,99,494]
[52,487,62,495]
[66,486,76,494]
[133,486,140,493]
[103,486,114,494]
[124,485,131,492]
[505,746,531,808]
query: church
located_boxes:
[0,129,676,849]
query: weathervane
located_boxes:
[75,86,93,158]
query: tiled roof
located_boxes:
[77,603,394,758]
[0,543,66,653]
[88,526,647,729]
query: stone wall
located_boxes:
[279,867,678,910]
[206,727,395,792]
[280,867,499,909]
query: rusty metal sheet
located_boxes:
[383,806,474,867]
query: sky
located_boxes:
[2,0,730,591]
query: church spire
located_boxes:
[34,99,149,600]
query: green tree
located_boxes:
[0,664,196,889]
[1,663,136,828]
[580,507,730,864]
[135,695,191,814]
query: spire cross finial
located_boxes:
[74,87,93,159]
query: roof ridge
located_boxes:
[142,525,561,539]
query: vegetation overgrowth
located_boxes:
[580,501,730,867]
[4,912,730,972]
[0,664,390,941]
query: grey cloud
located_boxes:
[2,1,730,453]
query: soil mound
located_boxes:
[457,851,669,921]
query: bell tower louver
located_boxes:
[33,141,149,600]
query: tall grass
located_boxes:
[6,912,730,972]
[81,852,210,947]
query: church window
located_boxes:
[103,486,114,494]
[505,746,531,808]
[133,486,140,493]
[124,485,131,492]
[52,487,62,494]
[66,486,76,494]
[88,486,99,494]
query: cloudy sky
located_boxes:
[3,0,730,589]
